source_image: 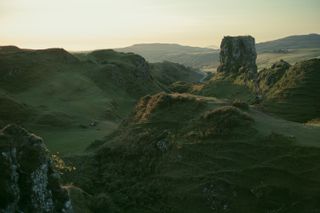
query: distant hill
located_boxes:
[150,61,203,87]
[262,58,320,122]
[116,34,320,70]
[116,43,219,70]
[256,33,320,52]
[116,43,216,57]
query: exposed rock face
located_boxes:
[0,124,73,213]
[257,60,291,93]
[217,36,257,78]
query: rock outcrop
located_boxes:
[257,60,291,93]
[0,124,73,213]
[217,36,257,78]
[87,49,162,97]
[263,58,320,122]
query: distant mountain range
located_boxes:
[116,34,320,70]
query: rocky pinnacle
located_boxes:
[217,36,257,79]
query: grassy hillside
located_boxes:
[0,46,205,155]
[197,58,320,123]
[256,34,320,52]
[66,92,320,213]
[150,61,203,87]
[0,48,135,153]
[262,59,320,122]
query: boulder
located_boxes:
[0,124,73,213]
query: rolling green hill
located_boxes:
[0,46,202,154]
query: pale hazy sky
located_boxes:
[0,0,319,50]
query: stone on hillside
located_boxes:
[0,124,73,213]
[270,59,291,71]
[257,60,291,93]
[217,36,257,78]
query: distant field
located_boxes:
[201,48,320,72]
[257,48,320,69]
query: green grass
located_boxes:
[31,121,118,155]
[257,48,320,69]
[198,78,255,102]
[3,44,320,212]
[4,70,136,155]
[0,48,163,156]
[67,92,320,212]
[251,107,320,147]
[263,59,320,122]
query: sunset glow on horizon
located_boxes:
[1,0,319,50]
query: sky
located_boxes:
[0,0,319,50]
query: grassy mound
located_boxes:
[263,59,320,122]
[131,92,206,124]
[192,106,254,138]
[198,75,255,102]
[169,81,193,93]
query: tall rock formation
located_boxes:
[0,124,73,213]
[217,36,257,78]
